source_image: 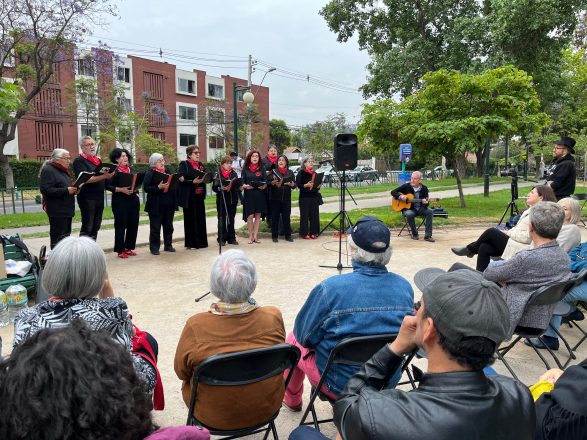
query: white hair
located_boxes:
[79,136,94,147]
[347,235,392,266]
[42,236,107,299]
[209,249,257,303]
[149,153,163,167]
[412,170,423,179]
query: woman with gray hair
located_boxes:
[483,202,571,334]
[143,153,178,255]
[174,249,285,430]
[296,157,322,239]
[39,148,79,248]
[13,236,158,394]
[556,197,582,252]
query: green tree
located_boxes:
[269,119,291,150]
[297,113,353,159]
[0,0,117,188]
[0,81,25,121]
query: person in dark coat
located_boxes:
[261,144,279,224]
[39,149,78,249]
[178,145,208,250]
[242,149,267,244]
[296,158,321,239]
[267,155,295,242]
[72,136,113,240]
[143,153,178,255]
[106,148,141,259]
[546,136,577,200]
[212,156,241,245]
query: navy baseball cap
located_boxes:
[347,216,390,253]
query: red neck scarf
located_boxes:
[117,165,131,174]
[267,155,278,164]
[277,166,288,175]
[187,159,200,170]
[249,164,259,173]
[303,168,314,175]
[81,153,101,166]
[152,166,165,173]
[49,161,71,177]
[220,167,232,179]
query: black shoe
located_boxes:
[150,249,160,255]
[451,246,474,257]
[272,237,278,243]
[524,336,559,351]
[217,240,226,246]
[567,308,585,322]
[164,246,176,252]
[424,236,435,243]
[285,236,294,242]
[411,235,419,240]
[227,240,239,245]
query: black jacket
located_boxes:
[143,167,178,214]
[334,346,535,440]
[39,163,75,218]
[546,154,576,199]
[296,170,320,199]
[268,168,295,202]
[390,182,430,201]
[177,161,207,209]
[212,169,240,206]
[72,156,105,201]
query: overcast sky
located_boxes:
[85,0,371,130]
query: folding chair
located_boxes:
[186,344,301,440]
[496,278,578,380]
[397,212,425,237]
[298,333,416,431]
[572,193,587,227]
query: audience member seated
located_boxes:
[531,359,587,440]
[174,249,285,430]
[12,236,158,395]
[283,216,414,411]
[0,321,209,440]
[556,197,582,252]
[483,202,571,336]
[289,269,534,440]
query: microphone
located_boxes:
[318,159,331,166]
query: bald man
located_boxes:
[391,171,435,242]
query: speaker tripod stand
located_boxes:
[498,174,521,226]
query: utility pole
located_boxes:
[246,55,253,151]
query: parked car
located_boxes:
[423,166,453,179]
[348,166,379,182]
[315,165,338,183]
[289,165,301,176]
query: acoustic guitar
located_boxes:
[391,193,440,212]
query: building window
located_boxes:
[178,78,195,94]
[35,121,63,151]
[149,131,165,141]
[81,125,96,138]
[209,136,224,149]
[77,58,96,77]
[179,106,196,121]
[180,133,196,147]
[117,67,131,83]
[144,72,164,100]
[208,109,224,124]
[34,87,62,116]
[207,83,224,99]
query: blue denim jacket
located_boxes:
[293,261,414,395]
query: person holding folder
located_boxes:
[296,157,321,239]
[268,155,295,243]
[107,148,141,259]
[242,149,267,244]
[178,146,208,250]
[212,156,241,245]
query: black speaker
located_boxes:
[334,133,358,171]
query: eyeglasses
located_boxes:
[554,146,566,150]
[59,156,71,161]
[414,301,421,311]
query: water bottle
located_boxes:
[6,284,28,323]
[0,290,8,327]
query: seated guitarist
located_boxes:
[390,171,435,242]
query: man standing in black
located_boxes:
[391,171,435,242]
[546,136,576,200]
[72,136,113,240]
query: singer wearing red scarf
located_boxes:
[262,144,279,224]
[178,146,208,250]
[268,155,295,243]
[296,157,321,239]
[212,156,241,245]
[72,136,114,241]
[107,148,141,258]
[241,149,267,244]
[39,149,78,249]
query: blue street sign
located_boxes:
[400,143,412,162]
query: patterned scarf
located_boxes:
[209,297,259,315]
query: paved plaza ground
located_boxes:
[1,184,586,439]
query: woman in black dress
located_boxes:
[268,155,295,243]
[262,144,279,223]
[212,155,241,245]
[178,145,208,250]
[242,149,267,244]
[107,148,141,258]
[296,157,321,239]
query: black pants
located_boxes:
[467,227,510,272]
[299,197,320,237]
[183,197,208,248]
[112,194,140,253]
[48,217,72,249]
[148,207,175,251]
[216,197,237,243]
[77,197,104,240]
[270,199,292,238]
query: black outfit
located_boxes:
[39,163,75,249]
[262,156,277,221]
[296,170,320,237]
[242,165,267,218]
[391,182,434,238]
[212,170,240,244]
[178,161,208,249]
[268,168,295,240]
[466,227,510,271]
[534,358,587,440]
[143,167,178,253]
[106,169,141,254]
[334,346,535,440]
[72,156,105,240]
[546,154,576,200]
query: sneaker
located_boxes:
[524,336,559,351]
[424,236,435,243]
[282,401,302,412]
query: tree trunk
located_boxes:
[0,151,14,189]
[475,147,484,177]
[453,154,468,208]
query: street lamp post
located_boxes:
[233,83,254,158]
